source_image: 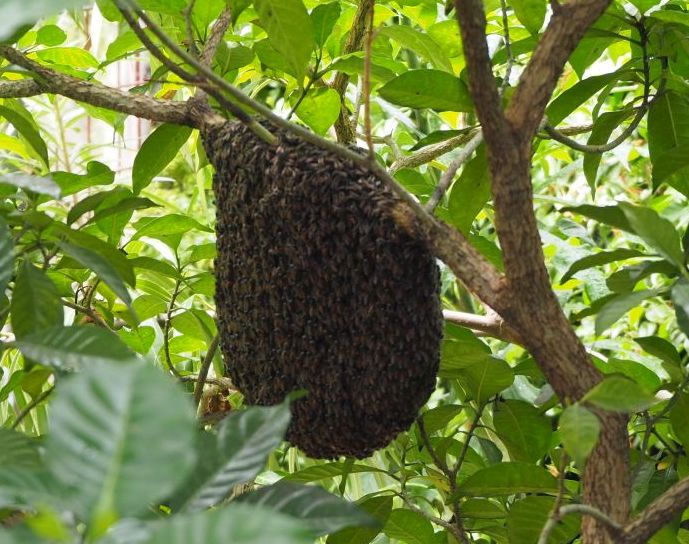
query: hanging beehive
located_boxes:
[204,121,443,459]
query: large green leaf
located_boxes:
[561,248,644,283]
[456,357,514,403]
[647,91,689,190]
[546,72,622,126]
[670,393,689,451]
[146,504,314,544]
[507,497,580,544]
[46,361,196,536]
[456,463,558,497]
[10,262,63,339]
[448,146,490,234]
[511,0,546,34]
[583,375,658,412]
[594,289,659,336]
[379,70,473,112]
[60,241,133,309]
[286,462,387,483]
[559,404,600,467]
[618,203,684,268]
[493,400,552,463]
[671,278,689,338]
[583,110,630,190]
[0,217,13,296]
[383,509,434,544]
[379,26,452,72]
[170,402,291,512]
[0,103,49,167]
[0,173,60,199]
[254,0,314,81]
[0,428,41,468]
[327,496,393,544]
[132,124,192,194]
[311,2,340,48]
[52,161,115,196]
[439,322,492,376]
[293,88,341,135]
[14,325,136,372]
[240,481,377,536]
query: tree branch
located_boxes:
[443,309,523,345]
[505,0,613,144]
[0,46,211,128]
[389,128,479,174]
[620,478,689,544]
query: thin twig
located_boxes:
[62,299,114,332]
[539,504,622,544]
[425,130,484,212]
[11,386,55,430]
[183,0,200,57]
[443,309,524,345]
[363,0,375,158]
[180,373,234,391]
[163,279,182,378]
[193,334,220,405]
[498,0,513,95]
[389,128,479,174]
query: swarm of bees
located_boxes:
[205,121,443,459]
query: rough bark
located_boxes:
[453,0,630,541]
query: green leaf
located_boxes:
[35,47,99,69]
[132,124,192,194]
[421,404,463,434]
[457,357,514,403]
[240,481,377,536]
[648,91,689,189]
[293,88,341,134]
[583,110,630,191]
[10,262,63,339]
[0,104,49,168]
[147,504,314,544]
[634,336,682,368]
[671,278,689,338]
[133,214,212,247]
[583,375,658,412]
[379,26,452,72]
[618,202,684,268]
[327,496,393,544]
[493,400,552,463]
[546,72,622,126]
[448,146,489,234]
[0,0,85,42]
[36,24,67,46]
[0,428,41,468]
[254,0,314,82]
[507,497,580,544]
[383,509,434,544]
[670,393,689,451]
[456,463,558,497]
[439,323,491,376]
[14,325,136,372]
[170,403,291,512]
[287,462,386,483]
[461,499,505,519]
[52,161,115,196]
[47,361,196,535]
[378,70,473,112]
[511,0,546,34]
[559,404,600,467]
[0,173,60,199]
[60,241,133,309]
[594,289,658,336]
[561,248,644,283]
[0,217,13,296]
[561,204,632,231]
[311,2,340,47]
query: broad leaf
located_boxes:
[47,361,196,535]
[383,509,434,544]
[507,497,580,544]
[379,26,452,72]
[311,2,340,48]
[379,70,473,112]
[0,173,60,199]
[0,428,41,468]
[0,104,49,168]
[493,400,552,463]
[561,248,644,283]
[10,262,63,339]
[559,404,600,467]
[254,0,314,81]
[671,278,689,338]
[14,325,136,372]
[595,289,658,336]
[132,124,192,194]
[286,462,387,484]
[456,463,558,497]
[240,481,377,536]
[456,358,514,403]
[171,402,291,512]
[293,88,341,134]
[583,375,658,412]
[618,203,684,268]
[511,0,546,34]
[327,496,393,544]
[0,217,13,295]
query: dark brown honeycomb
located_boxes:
[204,121,442,459]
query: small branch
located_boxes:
[332,0,373,143]
[62,299,114,332]
[389,128,480,174]
[621,477,689,544]
[199,7,232,67]
[443,309,524,345]
[0,46,207,128]
[11,386,55,430]
[425,130,483,212]
[499,0,513,95]
[183,0,200,58]
[180,373,234,391]
[363,0,375,158]
[193,334,220,406]
[399,493,466,543]
[163,279,182,379]
[539,504,622,544]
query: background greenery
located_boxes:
[1,0,689,542]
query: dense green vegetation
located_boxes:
[2,0,689,542]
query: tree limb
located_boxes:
[0,46,211,128]
[620,478,689,544]
[389,128,479,174]
[443,309,523,345]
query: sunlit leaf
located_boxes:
[132,124,192,194]
[559,404,600,467]
[583,375,658,412]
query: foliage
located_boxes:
[0,0,689,543]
